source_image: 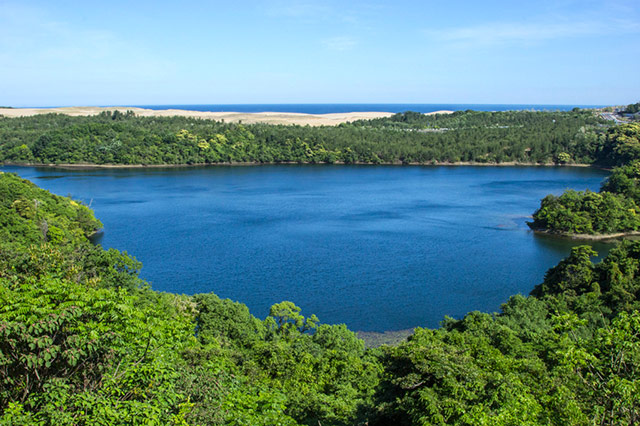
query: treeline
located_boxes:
[529,123,640,235]
[3,172,640,424]
[623,102,640,114]
[0,109,609,166]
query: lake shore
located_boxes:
[1,160,596,170]
[533,229,640,241]
[4,161,609,331]
[0,106,452,126]
[357,329,415,347]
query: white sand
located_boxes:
[0,106,453,126]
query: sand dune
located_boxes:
[0,106,453,126]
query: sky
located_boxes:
[0,0,639,106]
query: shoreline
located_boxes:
[533,229,640,241]
[0,106,453,126]
[1,160,598,170]
[357,329,415,347]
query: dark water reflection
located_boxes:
[2,164,612,331]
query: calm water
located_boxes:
[2,165,611,331]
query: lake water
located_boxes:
[2,165,611,331]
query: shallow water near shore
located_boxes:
[2,164,612,331]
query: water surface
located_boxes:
[2,165,611,331]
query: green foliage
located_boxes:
[0,172,385,425]
[266,301,319,338]
[600,159,640,202]
[552,310,640,425]
[194,293,266,346]
[6,146,640,424]
[0,173,143,291]
[529,123,640,236]
[532,245,598,299]
[597,123,640,167]
[372,323,554,425]
[194,297,381,424]
[367,238,640,424]
[528,190,640,234]
[0,274,195,425]
[0,172,101,246]
[556,152,571,164]
[0,109,609,166]
[530,240,640,317]
[623,102,640,114]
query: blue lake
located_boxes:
[2,165,612,331]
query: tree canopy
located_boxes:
[3,112,640,424]
[0,109,609,166]
[529,123,640,236]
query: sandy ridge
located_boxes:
[0,106,454,126]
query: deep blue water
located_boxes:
[128,104,602,114]
[2,165,611,331]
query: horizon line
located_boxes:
[10,102,610,109]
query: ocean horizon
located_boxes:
[30,103,604,114]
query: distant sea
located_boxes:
[124,104,602,114]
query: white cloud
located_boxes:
[264,0,333,19]
[322,36,358,51]
[425,18,640,48]
[0,3,173,82]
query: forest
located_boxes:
[2,108,640,424]
[623,102,640,114]
[0,109,609,166]
[529,122,640,235]
[2,138,640,424]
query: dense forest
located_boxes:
[0,109,608,166]
[3,108,640,424]
[2,167,640,424]
[529,122,640,235]
[623,102,640,114]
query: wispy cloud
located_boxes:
[263,0,384,27]
[263,0,381,51]
[264,0,333,20]
[322,36,358,51]
[425,18,640,48]
[0,2,172,81]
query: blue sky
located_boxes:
[1,0,638,106]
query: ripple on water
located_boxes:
[0,164,612,331]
